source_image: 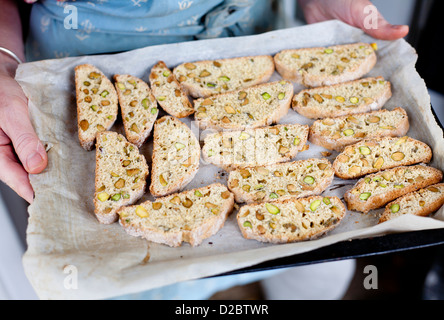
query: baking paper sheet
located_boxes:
[16,20,444,300]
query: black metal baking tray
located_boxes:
[219,228,444,277]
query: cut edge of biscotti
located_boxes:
[237,195,346,244]
[149,61,194,118]
[228,158,334,204]
[117,183,235,247]
[114,74,159,148]
[274,42,377,87]
[150,116,200,197]
[173,55,275,98]
[202,123,310,171]
[333,136,432,180]
[309,107,409,152]
[379,183,444,223]
[344,165,443,213]
[292,76,391,119]
[193,80,293,131]
[75,64,118,151]
[94,131,149,224]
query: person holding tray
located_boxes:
[0,0,409,300]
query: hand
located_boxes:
[298,0,409,40]
[0,56,48,204]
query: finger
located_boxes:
[363,21,409,41]
[347,0,409,40]
[0,144,34,203]
[299,0,333,24]
[0,96,47,174]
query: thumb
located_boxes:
[364,21,409,41]
[1,97,47,174]
[349,1,409,40]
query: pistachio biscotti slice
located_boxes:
[228,158,334,204]
[193,80,293,131]
[344,165,443,213]
[237,195,346,244]
[114,74,158,147]
[150,116,200,197]
[292,77,391,119]
[332,136,432,180]
[173,55,275,98]
[309,107,409,152]
[94,131,149,224]
[202,124,309,171]
[149,61,194,118]
[118,183,235,247]
[75,64,118,151]
[379,183,444,223]
[274,42,377,87]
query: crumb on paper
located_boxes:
[321,151,332,157]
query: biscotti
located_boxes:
[75,64,118,151]
[228,158,334,204]
[94,131,149,224]
[379,183,444,223]
[309,107,409,152]
[237,195,346,243]
[118,183,234,247]
[150,116,200,197]
[202,124,309,171]
[274,42,377,87]
[344,165,443,213]
[292,77,391,119]
[193,80,293,131]
[149,61,194,118]
[333,136,432,179]
[173,55,275,98]
[114,74,158,147]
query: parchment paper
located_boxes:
[17,20,444,300]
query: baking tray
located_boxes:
[17,21,444,299]
[218,106,444,276]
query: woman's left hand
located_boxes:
[298,0,409,40]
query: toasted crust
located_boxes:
[228,158,334,204]
[149,116,200,197]
[309,107,409,152]
[274,42,377,87]
[149,61,194,118]
[344,165,443,213]
[193,80,293,131]
[173,55,275,98]
[75,64,118,151]
[332,136,433,179]
[292,77,392,119]
[114,74,158,148]
[94,131,149,224]
[379,183,444,223]
[237,196,346,243]
[118,183,235,247]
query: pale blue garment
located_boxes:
[25,0,280,299]
[25,0,274,61]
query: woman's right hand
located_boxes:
[0,54,48,204]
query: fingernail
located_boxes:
[26,152,44,172]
